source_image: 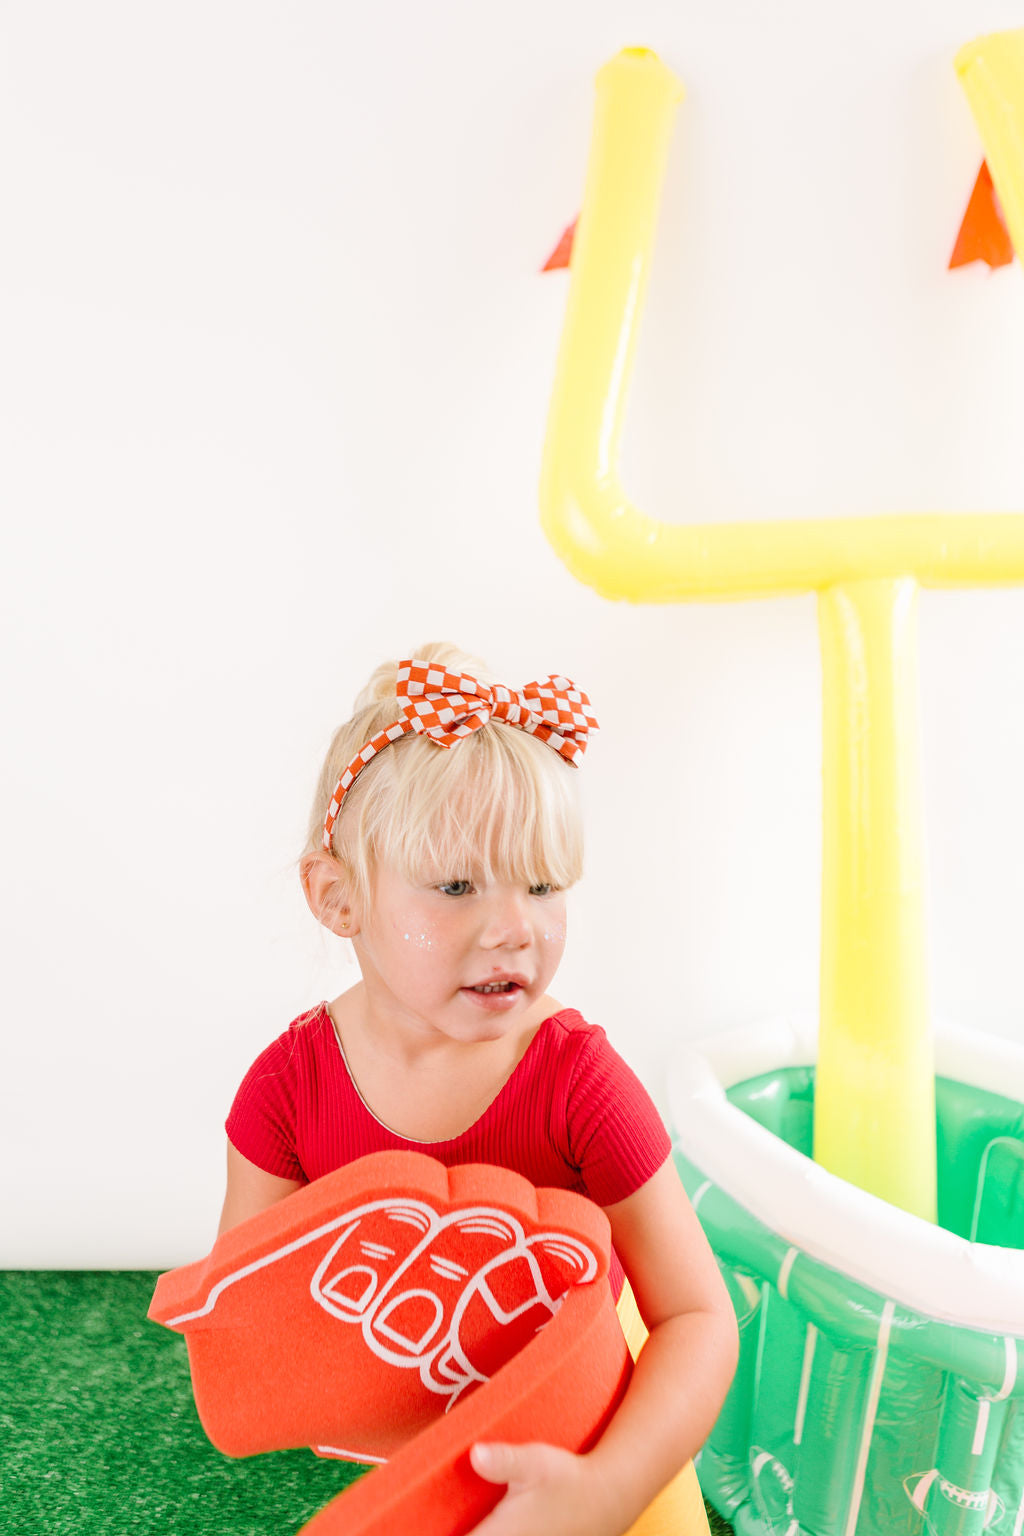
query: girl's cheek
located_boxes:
[385,907,436,950]
[398,922,438,950]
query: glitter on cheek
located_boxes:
[401,928,437,949]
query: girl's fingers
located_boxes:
[470,1441,555,1487]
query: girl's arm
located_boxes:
[469,1158,739,1536]
[217,1141,304,1237]
[583,1157,739,1516]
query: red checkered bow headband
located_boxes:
[322,660,599,852]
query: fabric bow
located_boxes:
[323,660,598,851]
[396,660,597,762]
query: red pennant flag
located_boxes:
[541,216,578,272]
[949,160,1014,270]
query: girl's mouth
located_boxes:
[461,980,524,1009]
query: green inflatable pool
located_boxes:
[670,1021,1024,1536]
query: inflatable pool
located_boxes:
[670,1020,1024,1536]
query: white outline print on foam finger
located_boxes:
[309,1197,598,1407]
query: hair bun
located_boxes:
[354,642,493,712]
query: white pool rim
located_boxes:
[669,1018,1024,1338]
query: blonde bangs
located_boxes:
[326,725,583,903]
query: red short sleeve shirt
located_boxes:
[226,1004,671,1297]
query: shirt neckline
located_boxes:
[321,1002,574,1147]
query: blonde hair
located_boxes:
[304,643,584,912]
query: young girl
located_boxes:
[219,643,738,1536]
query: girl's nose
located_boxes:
[479,891,532,949]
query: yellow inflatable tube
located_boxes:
[540,48,1024,604]
[539,46,1024,1224]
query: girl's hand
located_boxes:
[467,1442,629,1536]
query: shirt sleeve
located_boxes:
[565,1027,672,1206]
[225,1032,307,1182]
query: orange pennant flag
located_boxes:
[949,160,1014,270]
[542,216,578,272]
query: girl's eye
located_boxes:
[438,880,473,897]
[530,883,555,897]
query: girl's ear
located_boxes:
[299,852,360,937]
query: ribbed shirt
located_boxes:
[226,1002,671,1298]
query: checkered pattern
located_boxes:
[322,660,598,851]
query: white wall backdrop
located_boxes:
[3,1,1023,1266]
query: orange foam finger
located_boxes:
[299,1274,630,1536]
[148,1152,623,1465]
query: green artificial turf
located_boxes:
[1,1271,734,1535]
[1,1271,365,1534]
